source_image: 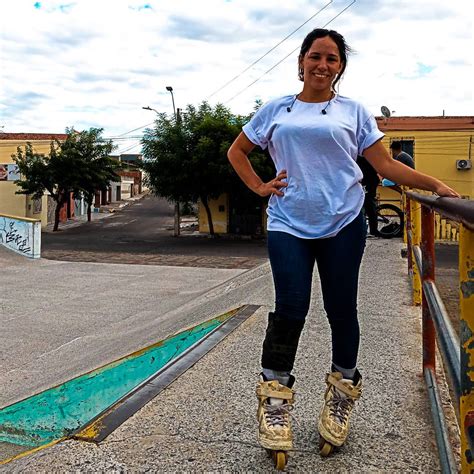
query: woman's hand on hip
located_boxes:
[255,170,288,197]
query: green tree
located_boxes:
[66,128,120,222]
[141,102,274,236]
[13,128,118,231]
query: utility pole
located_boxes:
[166,86,180,237]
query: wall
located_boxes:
[0,181,26,216]
[119,178,134,200]
[109,181,122,202]
[0,134,67,228]
[117,170,142,198]
[374,118,473,242]
[198,194,228,234]
[0,214,41,258]
[377,117,473,200]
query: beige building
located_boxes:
[0,133,67,227]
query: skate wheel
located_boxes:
[272,450,287,470]
[319,437,334,457]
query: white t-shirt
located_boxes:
[242,94,384,239]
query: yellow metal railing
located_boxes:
[405,191,474,473]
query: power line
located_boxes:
[225,0,357,105]
[206,1,333,100]
[116,142,142,155]
[115,121,156,138]
[111,2,352,140]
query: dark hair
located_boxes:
[390,141,402,150]
[298,28,352,90]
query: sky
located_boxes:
[0,0,472,154]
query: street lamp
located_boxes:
[142,106,159,115]
[165,86,177,118]
[165,86,180,237]
[141,100,180,236]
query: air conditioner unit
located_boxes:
[456,159,472,170]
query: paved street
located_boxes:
[2,236,457,472]
[0,245,255,408]
[41,195,268,269]
[41,194,460,321]
[0,195,461,470]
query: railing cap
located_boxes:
[406,192,474,230]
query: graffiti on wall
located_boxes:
[0,216,40,258]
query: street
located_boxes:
[0,245,272,409]
[1,230,449,472]
[41,194,459,322]
[41,195,268,269]
[1,197,461,470]
[2,195,460,414]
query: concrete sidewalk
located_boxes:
[2,237,459,472]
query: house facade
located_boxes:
[0,133,68,227]
[93,154,143,207]
[377,116,473,205]
[199,116,473,236]
[0,135,144,228]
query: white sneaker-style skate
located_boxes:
[256,375,295,470]
[317,371,362,456]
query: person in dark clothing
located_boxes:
[390,141,415,169]
[357,155,380,236]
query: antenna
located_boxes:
[381,106,391,118]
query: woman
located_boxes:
[227,28,459,457]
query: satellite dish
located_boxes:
[381,106,391,118]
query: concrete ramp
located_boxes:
[0,307,259,465]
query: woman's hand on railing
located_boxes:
[433,183,461,198]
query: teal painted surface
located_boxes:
[0,317,224,447]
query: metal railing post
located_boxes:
[460,223,474,472]
[411,198,422,305]
[406,194,413,276]
[421,206,436,371]
[402,187,408,245]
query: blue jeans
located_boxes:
[263,212,366,372]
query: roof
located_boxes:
[0,133,68,140]
[376,116,474,132]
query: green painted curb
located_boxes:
[0,309,239,449]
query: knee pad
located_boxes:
[261,312,306,372]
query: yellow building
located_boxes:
[377,116,473,206]
[199,116,473,235]
[199,183,266,236]
[0,133,67,227]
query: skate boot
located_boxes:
[317,370,362,456]
[256,374,295,470]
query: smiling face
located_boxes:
[299,36,344,100]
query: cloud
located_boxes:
[44,28,98,48]
[165,15,231,42]
[1,91,51,121]
[129,3,153,11]
[74,71,130,83]
[395,62,435,80]
[0,0,471,140]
